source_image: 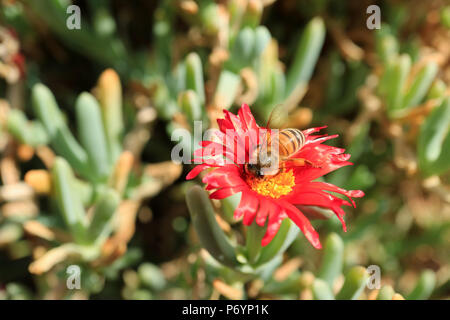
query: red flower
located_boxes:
[187,104,364,249]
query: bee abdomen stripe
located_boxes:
[279,129,305,153]
[279,131,295,153]
[292,129,305,149]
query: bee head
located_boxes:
[245,163,279,177]
[246,163,263,177]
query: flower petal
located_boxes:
[238,103,258,132]
[192,156,226,166]
[209,186,244,199]
[202,166,245,189]
[288,191,349,231]
[302,126,327,136]
[186,164,210,180]
[255,198,272,226]
[234,191,259,224]
[224,109,245,134]
[261,212,283,246]
[305,181,364,207]
[282,201,322,249]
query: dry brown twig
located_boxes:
[28,244,81,275]
[132,161,183,200]
[326,19,365,62]
[273,257,303,282]
[235,68,259,106]
[212,278,244,300]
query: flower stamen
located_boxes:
[246,169,295,199]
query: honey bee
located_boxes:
[244,106,316,177]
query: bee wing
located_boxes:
[256,129,271,162]
[266,104,289,129]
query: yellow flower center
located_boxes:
[246,170,295,199]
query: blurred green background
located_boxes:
[0,0,449,300]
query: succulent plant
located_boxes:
[3,69,181,297]
[0,0,448,301]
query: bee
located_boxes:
[244,105,317,177]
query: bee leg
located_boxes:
[305,159,322,168]
[282,157,322,169]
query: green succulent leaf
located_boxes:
[179,90,203,124]
[312,279,335,300]
[385,54,411,114]
[256,219,300,266]
[186,186,239,268]
[418,97,450,176]
[32,84,91,177]
[407,270,436,300]
[285,17,325,99]
[7,109,48,146]
[230,27,255,70]
[335,266,368,300]
[402,62,438,109]
[88,188,120,243]
[318,233,344,287]
[52,157,89,244]
[138,263,166,291]
[185,53,206,105]
[376,285,395,300]
[245,221,266,265]
[253,26,271,58]
[215,70,241,109]
[75,92,110,181]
